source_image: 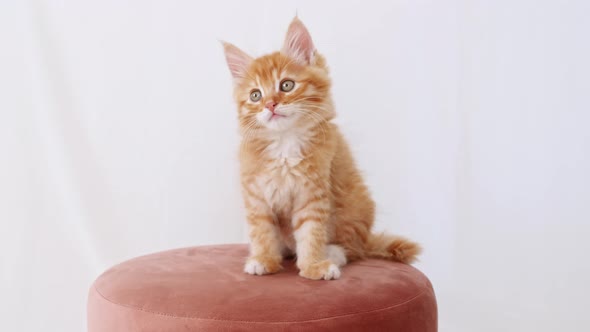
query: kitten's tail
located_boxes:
[365,233,422,264]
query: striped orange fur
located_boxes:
[222,17,421,280]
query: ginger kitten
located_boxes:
[222,17,421,280]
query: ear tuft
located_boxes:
[221,41,253,79]
[282,17,315,65]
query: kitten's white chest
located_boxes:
[265,131,305,161]
[259,160,300,212]
[257,131,308,212]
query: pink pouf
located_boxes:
[88,244,437,331]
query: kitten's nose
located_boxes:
[265,101,278,112]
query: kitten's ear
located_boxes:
[282,17,315,65]
[221,41,253,79]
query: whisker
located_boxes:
[289,109,329,145]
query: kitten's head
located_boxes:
[222,17,334,133]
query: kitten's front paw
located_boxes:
[244,256,282,276]
[299,260,341,280]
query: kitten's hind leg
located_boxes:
[326,244,347,267]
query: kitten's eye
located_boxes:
[280,80,295,92]
[249,90,262,102]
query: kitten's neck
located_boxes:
[262,127,313,160]
[241,120,331,161]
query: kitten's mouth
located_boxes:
[270,113,286,120]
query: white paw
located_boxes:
[323,264,341,280]
[244,259,267,275]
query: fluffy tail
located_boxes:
[365,233,422,264]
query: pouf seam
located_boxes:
[93,284,430,324]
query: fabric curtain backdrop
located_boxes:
[1,1,589,331]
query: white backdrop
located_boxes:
[2,1,589,331]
